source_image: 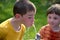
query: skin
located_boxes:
[47,13,60,32]
[22,11,36,27]
[10,11,36,31]
[40,13,60,40]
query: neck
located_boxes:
[10,17,21,31]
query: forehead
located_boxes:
[23,11,36,16]
[48,13,60,18]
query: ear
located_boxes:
[15,14,21,19]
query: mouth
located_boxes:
[49,22,54,25]
[50,23,55,27]
[51,23,54,25]
[32,22,34,24]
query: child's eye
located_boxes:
[48,16,51,19]
[54,17,57,20]
[28,17,32,19]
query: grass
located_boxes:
[0,0,49,40]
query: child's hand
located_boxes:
[35,33,40,40]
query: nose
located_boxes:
[50,19,54,23]
[31,17,34,23]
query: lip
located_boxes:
[32,22,34,24]
[30,23,33,25]
[50,22,54,25]
[50,23,55,27]
[31,23,34,25]
[50,23,54,26]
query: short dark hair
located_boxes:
[13,0,36,16]
[47,4,60,16]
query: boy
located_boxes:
[0,0,36,40]
[36,4,60,40]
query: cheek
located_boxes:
[23,19,32,27]
[47,18,50,23]
[23,18,30,24]
[55,20,60,24]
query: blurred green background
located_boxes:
[0,0,60,40]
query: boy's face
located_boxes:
[21,11,36,27]
[47,13,60,27]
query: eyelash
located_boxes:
[28,17,32,19]
[49,16,51,19]
[48,16,58,20]
[54,17,57,20]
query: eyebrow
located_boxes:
[28,14,34,16]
